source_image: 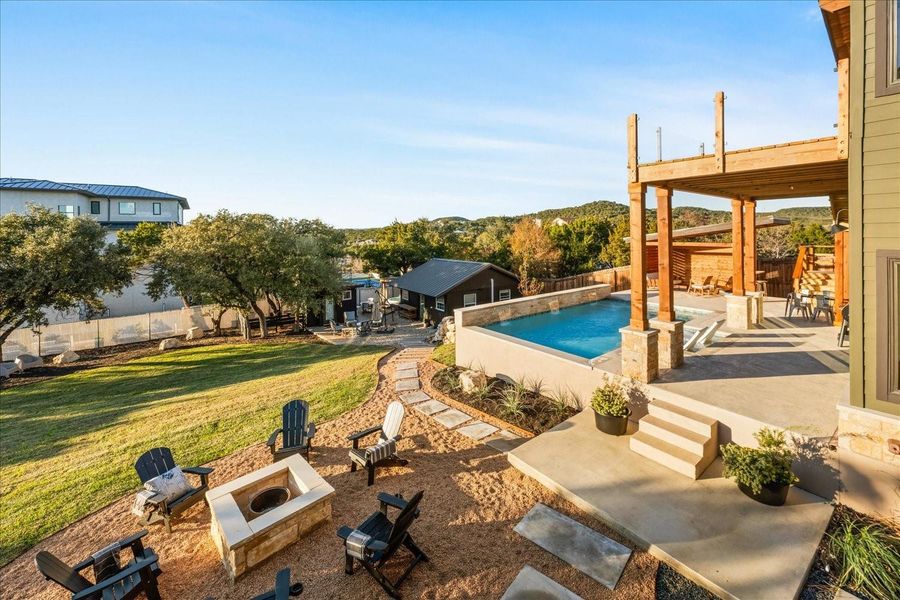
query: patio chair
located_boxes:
[134,447,213,533]
[267,399,316,462]
[337,491,428,599]
[786,292,811,320]
[688,276,714,296]
[251,568,304,600]
[329,320,344,335]
[348,401,406,486]
[685,319,723,352]
[35,529,161,600]
[838,303,850,347]
[812,292,836,323]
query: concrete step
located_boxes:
[647,399,716,437]
[629,431,708,479]
[638,414,712,456]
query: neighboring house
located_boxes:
[394,258,519,323]
[0,177,190,323]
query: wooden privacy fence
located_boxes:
[541,266,631,293]
[757,257,796,298]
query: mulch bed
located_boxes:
[1,329,319,389]
[430,365,578,435]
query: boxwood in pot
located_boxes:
[720,428,799,506]
[591,378,631,436]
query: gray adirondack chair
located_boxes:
[134,447,213,533]
[267,400,316,462]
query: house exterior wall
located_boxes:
[0,189,183,224]
[403,267,520,321]
[841,0,900,518]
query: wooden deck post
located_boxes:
[627,114,639,183]
[715,92,725,173]
[655,187,675,322]
[629,182,649,330]
[742,199,757,292]
[731,198,745,296]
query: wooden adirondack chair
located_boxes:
[348,401,406,486]
[134,447,213,533]
[267,400,316,462]
[35,530,161,600]
[250,568,304,600]
[337,491,428,599]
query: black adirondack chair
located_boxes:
[337,491,428,599]
[35,530,161,600]
[267,400,316,462]
[250,568,304,600]
[134,447,213,533]
[348,401,406,486]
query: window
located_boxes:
[875,0,900,96]
[401,289,409,301]
[498,289,511,301]
[435,296,445,311]
[58,205,74,218]
[463,292,477,307]
[876,250,900,404]
[90,200,101,215]
[152,202,161,215]
[118,202,136,215]
[342,289,353,301]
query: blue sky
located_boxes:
[1,1,836,227]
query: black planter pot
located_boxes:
[737,481,791,506]
[594,409,631,436]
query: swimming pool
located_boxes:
[483,299,700,359]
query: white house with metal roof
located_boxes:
[0,178,189,324]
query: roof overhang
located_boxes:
[637,136,847,200]
[820,0,851,62]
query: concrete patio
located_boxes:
[509,408,834,600]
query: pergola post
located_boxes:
[619,180,658,383]
[742,199,763,324]
[649,186,683,369]
[727,198,753,330]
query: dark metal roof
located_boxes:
[394,258,518,298]
[0,178,189,209]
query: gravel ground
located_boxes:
[0,350,659,599]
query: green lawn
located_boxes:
[0,341,387,566]
[432,343,456,367]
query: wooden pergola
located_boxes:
[622,84,849,382]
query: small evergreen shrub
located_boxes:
[720,427,798,495]
[590,378,629,417]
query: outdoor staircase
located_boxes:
[794,246,836,295]
[629,399,718,479]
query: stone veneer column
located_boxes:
[746,291,765,325]
[649,319,684,369]
[619,326,658,383]
[725,294,753,330]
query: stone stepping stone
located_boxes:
[395,379,419,392]
[394,368,419,380]
[514,503,631,590]
[484,430,526,453]
[501,565,583,600]
[400,391,430,405]
[432,408,472,428]
[395,361,418,370]
[413,399,449,416]
[456,421,499,440]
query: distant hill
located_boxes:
[342,200,832,242]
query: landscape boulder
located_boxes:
[14,354,42,371]
[459,369,487,394]
[159,338,181,350]
[52,350,80,365]
[185,327,205,341]
[433,316,455,343]
[0,362,17,378]
[444,320,457,344]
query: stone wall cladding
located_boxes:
[456,284,612,328]
[838,404,900,466]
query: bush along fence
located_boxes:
[541,266,632,293]
[0,305,242,362]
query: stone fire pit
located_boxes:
[207,454,335,581]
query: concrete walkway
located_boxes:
[389,348,525,453]
[509,408,834,600]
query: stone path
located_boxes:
[390,348,524,453]
[501,565,583,600]
[514,503,632,590]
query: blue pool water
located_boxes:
[484,299,693,359]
